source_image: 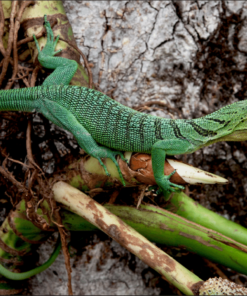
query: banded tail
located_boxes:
[0,87,39,112]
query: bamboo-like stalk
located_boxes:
[0,199,55,294]
[1,193,247,277]
[52,181,202,295]
[0,239,61,280]
[54,154,247,247]
[0,199,54,264]
[1,183,247,293]
[60,199,247,276]
[54,152,227,191]
[164,191,247,246]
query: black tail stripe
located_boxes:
[126,112,136,140]
[205,118,225,124]
[105,102,119,126]
[113,108,123,141]
[188,121,217,137]
[155,118,163,140]
[170,120,187,140]
[139,114,148,144]
[205,117,231,129]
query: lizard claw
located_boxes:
[97,157,110,177]
[107,153,126,186]
[93,148,126,186]
[155,169,184,199]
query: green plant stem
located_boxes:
[164,191,247,246]
[60,203,247,276]
[0,239,61,280]
[53,181,201,295]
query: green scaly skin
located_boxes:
[2,16,247,196]
[1,14,247,282]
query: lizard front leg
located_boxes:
[33,15,78,86]
[151,139,192,199]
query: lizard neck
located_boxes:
[0,87,39,112]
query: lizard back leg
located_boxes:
[39,99,126,185]
[33,15,78,86]
[151,139,193,199]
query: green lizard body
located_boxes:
[1,15,247,280]
[1,16,247,197]
[2,85,247,151]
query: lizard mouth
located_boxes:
[204,129,247,147]
[219,129,247,142]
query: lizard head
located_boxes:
[219,102,247,142]
[203,100,247,145]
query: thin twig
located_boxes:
[17,69,30,87]
[0,166,26,192]
[26,119,43,173]
[136,185,147,209]
[0,2,6,56]
[26,120,35,164]
[28,170,37,191]
[6,1,35,90]
[2,154,31,169]
[58,37,93,89]
[30,65,41,87]
[5,191,16,207]
[26,119,42,191]
[17,19,57,47]
[0,1,17,88]
[51,198,73,296]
